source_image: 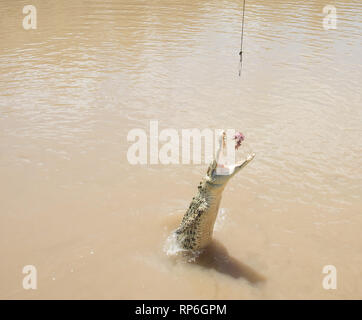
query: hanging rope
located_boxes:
[239,0,246,76]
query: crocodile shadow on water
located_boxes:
[190,239,266,284]
[164,215,266,285]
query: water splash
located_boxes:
[163,231,203,262]
[163,231,186,256]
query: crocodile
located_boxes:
[174,131,255,252]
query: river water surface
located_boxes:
[0,0,361,299]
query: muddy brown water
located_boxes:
[0,0,361,299]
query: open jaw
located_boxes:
[215,130,254,174]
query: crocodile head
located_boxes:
[207,130,255,186]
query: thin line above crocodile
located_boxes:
[174,130,255,252]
